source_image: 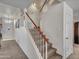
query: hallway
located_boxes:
[0,40,28,59]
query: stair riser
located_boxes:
[41,50,56,59]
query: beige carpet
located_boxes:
[0,40,28,59]
[67,44,79,59]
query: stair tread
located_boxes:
[30,29,43,40]
[33,36,43,40]
[41,47,57,58]
[48,54,62,59]
[47,48,57,58]
[40,45,57,58]
[30,32,39,35]
[29,29,39,34]
[38,43,52,50]
[48,47,56,53]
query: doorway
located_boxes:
[74,22,79,44]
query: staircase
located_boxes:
[29,28,62,59]
[24,0,62,59]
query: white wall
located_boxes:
[15,27,43,59]
[74,11,79,22]
[0,2,21,40]
[40,2,73,59]
[40,3,63,55]
[0,2,21,18]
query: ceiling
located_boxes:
[59,0,79,18]
[0,0,79,17]
[0,0,33,9]
[0,0,79,11]
[0,2,21,19]
[0,0,33,19]
[59,0,79,12]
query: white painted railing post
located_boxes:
[45,42,47,59]
[43,39,45,59]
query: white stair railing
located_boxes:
[23,0,60,59]
[24,9,49,59]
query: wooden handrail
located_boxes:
[25,12,48,43]
[25,12,38,28]
[40,0,48,12]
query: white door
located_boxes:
[65,13,73,58]
[64,3,73,59]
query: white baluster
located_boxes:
[43,39,45,59]
[45,42,47,59]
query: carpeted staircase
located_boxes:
[29,28,62,59]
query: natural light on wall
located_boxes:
[25,0,57,14]
[31,3,38,11]
[48,0,55,5]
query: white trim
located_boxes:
[2,39,14,41]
